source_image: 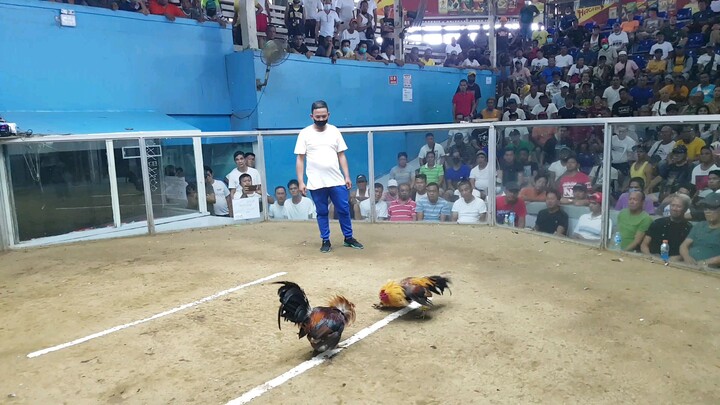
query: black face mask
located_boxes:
[314,120,328,128]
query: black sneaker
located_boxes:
[320,239,332,253]
[343,237,364,249]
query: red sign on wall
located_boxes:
[389,75,398,85]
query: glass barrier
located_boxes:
[5,141,113,242]
[112,139,148,224]
[200,136,259,222]
[372,127,490,225]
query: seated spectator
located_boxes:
[667,47,693,79]
[616,177,656,214]
[558,95,580,119]
[589,157,620,193]
[517,148,538,182]
[534,190,568,236]
[530,50,549,73]
[522,84,544,112]
[574,72,594,93]
[382,179,399,202]
[545,72,569,99]
[416,182,451,222]
[561,183,590,206]
[617,190,653,251]
[675,126,707,162]
[690,72,716,104]
[451,181,488,224]
[335,39,355,59]
[567,57,591,83]
[608,23,630,52]
[614,51,639,86]
[554,46,574,70]
[612,88,636,117]
[652,88,677,116]
[598,38,618,67]
[547,147,570,183]
[501,99,527,121]
[285,179,317,220]
[288,34,314,58]
[420,48,436,66]
[418,133,446,166]
[577,41,598,66]
[389,152,414,186]
[572,193,607,241]
[641,194,693,260]
[638,7,662,41]
[497,86,522,110]
[444,150,471,192]
[496,183,527,228]
[340,19,361,51]
[405,46,424,67]
[444,51,462,68]
[349,174,370,208]
[479,98,502,120]
[469,151,491,193]
[388,183,416,221]
[630,75,654,109]
[510,61,532,89]
[556,156,592,200]
[498,148,524,187]
[646,49,667,80]
[355,182,389,221]
[696,46,719,79]
[148,0,187,21]
[649,146,694,198]
[649,126,676,163]
[112,0,148,14]
[679,193,720,268]
[412,174,428,202]
[660,75,690,104]
[269,185,288,219]
[419,151,444,186]
[540,58,563,85]
[699,169,720,198]
[354,42,371,61]
[520,173,548,202]
[649,32,674,60]
[448,132,476,165]
[380,43,400,64]
[552,85,570,110]
[693,147,720,192]
[506,129,533,156]
[205,166,231,217]
[453,79,476,122]
[530,95,558,120]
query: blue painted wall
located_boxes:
[225,50,496,193]
[0,0,233,117]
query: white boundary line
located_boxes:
[27,272,287,359]
[226,302,421,405]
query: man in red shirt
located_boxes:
[556,156,591,199]
[453,79,477,122]
[388,183,417,221]
[496,183,527,228]
[149,0,187,21]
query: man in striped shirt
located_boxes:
[388,183,417,221]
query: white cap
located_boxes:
[388,179,398,187]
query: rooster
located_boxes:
[374,276,451,316]
[275,281,356,353]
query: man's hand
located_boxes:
[298,181,307,196]
[345,177,352,190]
[165,12,176,21]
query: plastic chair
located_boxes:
[657,11,667,18]
[636,39,654,54]
[633,55,647,70]
[688,33,705,48]
[677,8,692,21]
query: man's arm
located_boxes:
[337,151,352,188]
[640,235,653,255]
[451,212,458,222]
[226,194,233,217]
[417,210,425,221]
[679,238,695,264]
[517,216,526,229]
[296,154,307,194]
[206,192,216,205]
[625,230,647,251]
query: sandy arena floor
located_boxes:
[1,222,719,404]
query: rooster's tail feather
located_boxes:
[275,281,311,329]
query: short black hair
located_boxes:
[233,150,245,159]
[287,179,299,188]
[460,79,468,84]
[244,152,255,158]
[425,150,436,157]
[275,185,286,193]
[629,177,646,189]
[204,165,213,175]
[374,182,384,190]
[311,100,328,112]
[546,189,560,199]
[425,133,435,138]
[239,173,252,182]
[709,170,720,177]
[426,182,440,190]
[416,173,427,182]
[398,152,408,159]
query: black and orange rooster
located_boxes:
[374,276,451,315]
[275,281,356,353]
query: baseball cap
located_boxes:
[356,174,368,182]
[619,50,628,56]
[589,192,603,203]
[476,150,488,157]
[601,38,609,44]
[505,182,521,192]
[387,179,398,187]
[672,145,688,154]
[468,70,477,76]
[573,183,588,192]
[699,193,720,209]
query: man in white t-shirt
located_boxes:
[602,76,624,109]
[269,186,289,219]
[470,151,491,193]
[295,100,363,253]
[445,37,462,55]
[691,146,720,190]
[340,19,361,50]
[451,181,488,224]
[226,151,262,200]
[608,23,629,51]
[611,126,637,174]
[204,166,231,217]
[316,0,341,41]
[356,182,389,221]
[572,193,610,241]
[648,126,676,162]
[530,95,558,119]
[649,33,673,60]
[285,179,317,220]
[418,133,446,166]
[335,0,355,26]
[554,46,574,69]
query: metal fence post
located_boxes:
[192,137,208,215]
[487,124,497,226]
[256,133,270,222]
[105,140,121,228]
[367,130,376,223]
[600,122,612,249]
[138,137,156,235]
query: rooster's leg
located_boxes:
[415,306,430,319]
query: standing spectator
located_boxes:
[614,51,639,85]
[303,0,321,39]
[559,6,578,33]
[354,0,375,46]
[617,190,653,251]
[418,133,446,166]
[679,193,720,268]
[336,0,356,27]
[572,193,607,241]
[496,17,512,54]
[316,0,341,43]
[451,181,488,224]
[608,23,630,52]
[416,182,451,222]
[566,20,588,48]
[388,183,416,221]
[534,190,569,236]
[641,194,693,260]
[612,88,636,117]
[496,183,527,228]
[204,166,232,217]
[519,1,540,42]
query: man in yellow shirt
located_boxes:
[421,48,436,66]
[533,28,549,46]
[675,125,707,162]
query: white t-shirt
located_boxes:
[340,29,361,51]
[531,103,558,117]
[589,165,619,186]
[452,197,488,224]
[497,94,522,109]
[567,64,590,77]
[294,124,348,190]
[303,0,322,19]
[697,53,720,71]
[210,179,231,216]
[573,213,611,240]
[531,57,549,70]
[418,143,446,160]
[650,41,674,60]
[446,43,462,54]
[554,54,574,68]
[608,31,629,49]
[523,92,544,110]
[335,0,355,24]
[359,198,389,220]
[602,86,624,109]
[548,160,567,179]
[269,202,288,219]
[226,167,262,190]
[462,59,481,68]
[652,100,676,116]
[692,164,720,185]
[502,109,527,121]
[453,188,482,198]
[285,197,317,220]
[611,135,637,164]
[470,165,491,191]
[649,140,676,161]
[513,56,528,67]
[317,10,341,38]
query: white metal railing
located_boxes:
[1,116,719,275]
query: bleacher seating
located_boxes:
[677,8,692,21]
[688,33,705,49]
[657,11,667,19]
[633,54,647,70]
[635,39,654,54]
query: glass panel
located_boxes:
[6,141,112,241]
[112,139,148,224]
[144,138,198,220]
[201,136,259,221]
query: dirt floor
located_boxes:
[1,222,719,404]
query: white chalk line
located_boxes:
[27,272,287,359]
[226,302,422,405]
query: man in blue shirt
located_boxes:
[415,182,451,222]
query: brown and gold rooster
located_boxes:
[374,276,451,315]
[275,281,356,353]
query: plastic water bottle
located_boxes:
[660,240,670,265]
[614,232,622,250]
[504,213,510,225]
[508,212,516,227]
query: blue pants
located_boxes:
[310,185,353,241]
